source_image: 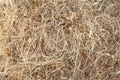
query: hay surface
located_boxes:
[0,0,120,80]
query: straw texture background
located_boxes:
[0,0,120,80]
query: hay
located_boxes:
[0,0,120,80]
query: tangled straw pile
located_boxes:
[0,0,120,80]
